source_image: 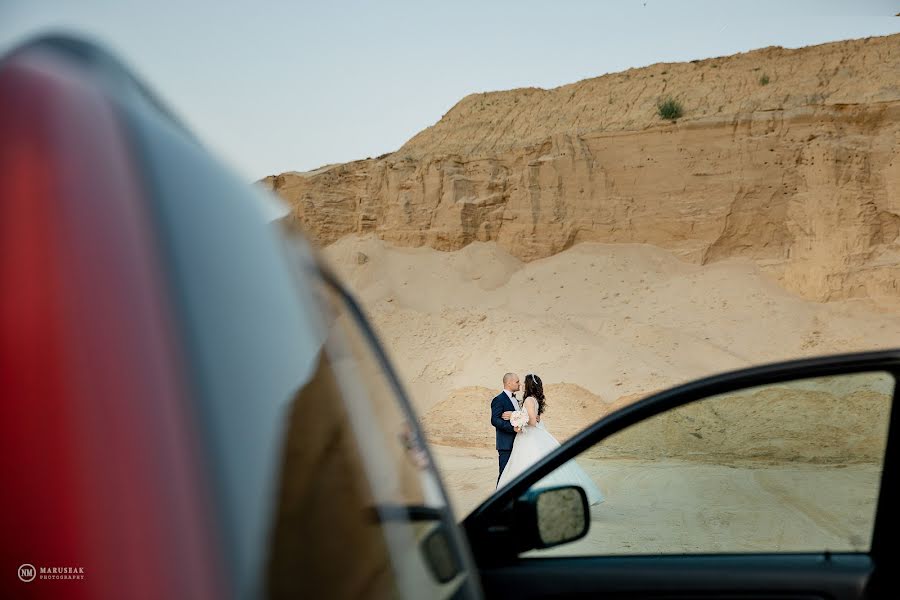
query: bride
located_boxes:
[496,373,604,505]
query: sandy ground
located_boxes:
[432,445,880,555]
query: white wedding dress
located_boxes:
[497,397,604,505]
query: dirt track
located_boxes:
[433,445,880,556]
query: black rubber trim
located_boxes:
[478,553,872,600]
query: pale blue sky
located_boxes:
[2,1,898,181]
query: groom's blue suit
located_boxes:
[491,391,518,481]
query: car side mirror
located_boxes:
[421,521,463,584]
[516,485,589,550]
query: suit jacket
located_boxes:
[491,391,518,451]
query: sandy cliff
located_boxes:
[264,35,900,305]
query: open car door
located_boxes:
[464,350,900,599]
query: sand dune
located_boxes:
[324,235,900,435]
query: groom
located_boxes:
[491,372,522,482]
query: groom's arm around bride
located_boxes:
[490,394,517,435]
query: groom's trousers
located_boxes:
[497,449,512,482]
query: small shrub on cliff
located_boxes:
[657,97,683,121]
[759,73,770,85]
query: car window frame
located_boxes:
[464,349,900,565]
[312,263,483,595]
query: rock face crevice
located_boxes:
[263,35,900,302]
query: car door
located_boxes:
[463,350,900,599]
[0,35,485,600]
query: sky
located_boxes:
[1,1,898,181]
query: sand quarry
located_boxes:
[323,235,900,552]
[274,34,900,554]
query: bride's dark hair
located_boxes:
[523,373,546,415]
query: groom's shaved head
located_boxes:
[503,373,518,386]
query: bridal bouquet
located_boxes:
[509,409,529,433]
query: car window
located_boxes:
[273,270,467,598]
[313,275,447,511]
[522,371,894,557]
[266,230,476,599]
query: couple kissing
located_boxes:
[489,372,604,504]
